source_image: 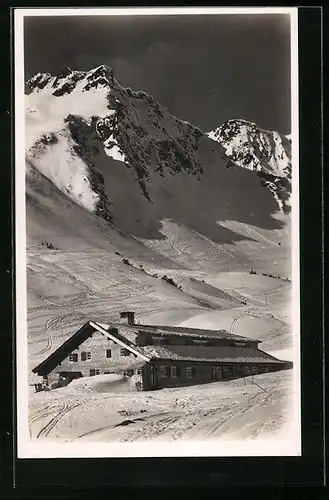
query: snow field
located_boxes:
[28,370,292,443]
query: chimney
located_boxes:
[119,311,135,325]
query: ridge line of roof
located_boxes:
[32,321,94,374]
[109,322,261,342]
[91,321,150,362]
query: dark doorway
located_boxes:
[150,365,155,389]
[211,366,216,381]
[59,371,83,385]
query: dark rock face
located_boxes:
[257,171,291,214]
[64,114,113,223]
[91,83,204,201]
[27,72,52,91]
[38,133,58,146]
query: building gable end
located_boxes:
[90,321,150,362]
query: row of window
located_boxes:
[68,348,130,362]
[88,368,143,377]
[69,352,91,362]
[159,366,193,378]
[139,336,248,348]
[123,369,143,377]
[158,365,263,379]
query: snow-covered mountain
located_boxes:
[25,64,291,245]
[26,65,204,219]
[207,119,292,213]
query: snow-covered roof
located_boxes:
[106,322,260,343]
[94,323,282,365]
[32,320,284,377]
[137,344,284,364]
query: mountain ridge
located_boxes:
[207,119,292,214]
[25,64,291,246]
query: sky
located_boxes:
[24,13,291,134]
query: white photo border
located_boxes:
[14,6,301,459]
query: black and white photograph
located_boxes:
[15,7,300,458]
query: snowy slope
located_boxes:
[25,64,292,354]
[29,370,292,444]
[207,119,292,213]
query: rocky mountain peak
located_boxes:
[26,64,116,97]
[207,119,292,214]
[208,119,291,177]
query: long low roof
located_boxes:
[96,323,283,365]
[136,344,285,365]
[99,322,261,343]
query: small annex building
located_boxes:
[32,311,293,391]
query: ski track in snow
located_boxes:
[28,367,292,443]
[25,70,293,443]
[35,401,83,439]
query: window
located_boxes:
[90,369,100,376]
[120,348,130,357]
[244,366,252,375]
[186,366,193,378]
[160,365,167,378]
[153,337,164,345]
[170,366,177,378]
[106,349,112,358]
[69,353,78,362]
[136,368,143,375]
[222,366,232,378]
[193,339,208,345]
[81,351,91,361]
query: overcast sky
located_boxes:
[24,13,291,134]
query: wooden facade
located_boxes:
[146,360,284,390]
